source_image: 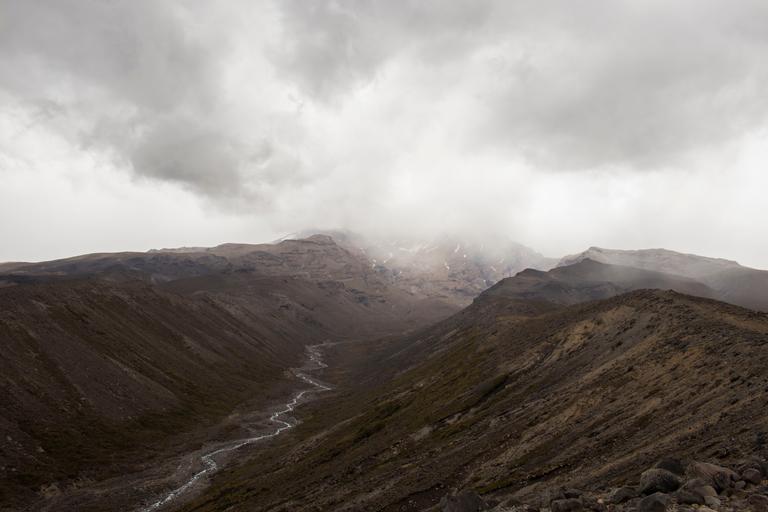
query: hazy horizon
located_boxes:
[2,1,768,267]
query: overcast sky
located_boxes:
[1,0,767,267]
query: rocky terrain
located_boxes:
[442,456,768,511]
[292,230,557,307]
[482,259,714,305]
[0,235,459,510]
[174,288,768,512]
[1,235,768,512]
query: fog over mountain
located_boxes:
[5,5,768,511]
[1,0,768,266]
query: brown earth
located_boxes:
[3,237,768,512]
[176,289,768,512]
[0,235,459,510]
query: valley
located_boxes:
[1,235,767,512]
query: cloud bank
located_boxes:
[1,0,767,266]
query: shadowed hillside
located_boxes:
[178,289,768,511]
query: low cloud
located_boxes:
[1,1,768,266]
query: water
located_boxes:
[139,345,331,512]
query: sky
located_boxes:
[1,0,768,268]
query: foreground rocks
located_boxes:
[444,456,768,512]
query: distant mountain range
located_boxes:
[559,247,768,311]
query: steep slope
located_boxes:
[560,247,768,311]
[179,290,768,512]
[482,259,714,305]
[0,273,388,509]
[0,235,458,324]
[292,230,557,307]
[0,236,459,510]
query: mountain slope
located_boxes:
[0,273,379,508]
[560,247,768,311]
[293,230,557,307]
[178,289,768,512]
[482,258,714,305]
[0,236,460,510]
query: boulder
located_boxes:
[703,495,721,507]
[550,498,583,512]
[681,481,718,501]
[672,489,705,505]
[441,490,489,512]
[637,492,670,512]
[607,486,637,504]
[580,495,605,511]
[639,468,682,495]
[654,457,686,476]
[687,461,738,492]
[737,458,768,478]
[743,468,763,485]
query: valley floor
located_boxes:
[22,345,337,512]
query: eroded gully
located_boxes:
[138,344,332,512]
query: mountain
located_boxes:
[0,235,458,329]
[1,232,556,309]
[291,230,557,307]
[3,237,768,511]
[178,288,768,512]
[483,258,715,305]
[560,247,768,311]
[0,235,459,510]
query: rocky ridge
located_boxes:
[443,457,768,512]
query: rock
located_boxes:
[580,495,605,511]
[672,489,705,505]
[696,485,718,498]
[639,468,682,495]
[749,493,768,512]
[737,458,768,478]
[681,478,709,490]
[637,492,670,512]
[654,457,686,476]
[744,467,763,485]
[734,480,747,490]
[550,498,583,512]
[541,488,565,507]
[608,486,637,504]
[441,490,489,512]
[704,495,721,507]
[687,461,738,492]
[680,482,718,500]
[492,497,537,512]
[561,488,583,499]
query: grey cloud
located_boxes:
[0,1,215,110]
[270,0,493,101]
[0,0,295,202]
[270,0,768,169]
[480,1,768,169]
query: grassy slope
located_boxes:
[180,290,768,511]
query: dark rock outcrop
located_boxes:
[638,468,682,495]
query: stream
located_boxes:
[138,344,331,511]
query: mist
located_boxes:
[1,0,768,268]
